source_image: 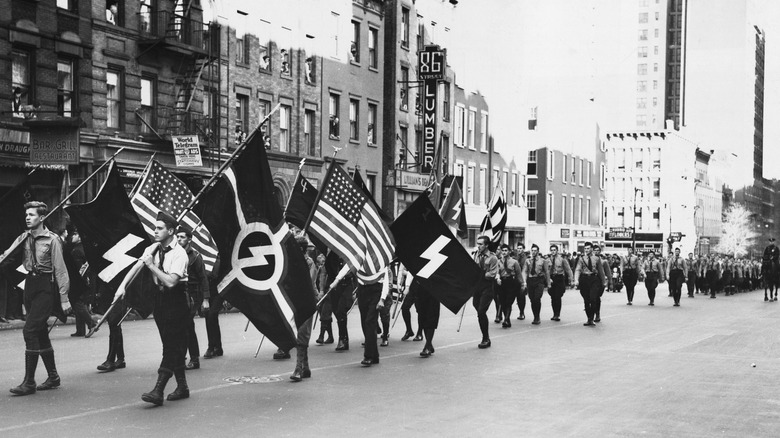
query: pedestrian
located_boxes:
[2,201,71,396]
[113,211,190,406]
[573,242,606,326]
[473,235,498,348]
[496,244,522,326]
[641,252,663,305]
[523,244,549,325]
[548,244,572,321]
[176,227,209,371]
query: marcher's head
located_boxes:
[550,244,559,255]
[530,244,539,256]
[499,244,510,257]
[477,236,490,253]
[24,201,47,230]
[176,227,193,249]
[71,230,81,244]
[674,248,681,256]
[594,245,602,256]
[583,242,593,255]
[154,211,178,243]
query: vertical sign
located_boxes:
[418,45,446,174]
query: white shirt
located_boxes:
[143,240,188,284]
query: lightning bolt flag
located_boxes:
[390,194,481,314]
[193,130,317,351]
[284,172,328,255]
[65,162,154,317]
[480,182,507,245]
[439,177,468,239]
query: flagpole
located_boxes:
[284,158,306,217]
[178,103,281,223]
[300,148,340,236]
[43,147,127,222]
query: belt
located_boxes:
[528,275,544,279]
[28,270,52,277]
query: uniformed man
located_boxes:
[514,243,528,320]
[621,248,641,305]
[114,211,190,406]
[326,253,357,351]
[397,263,423,341]
[592,245,611,321]
[641,252,663,306]
[523,244,550,325]
[573,242,606,326]
[202,254,224,359]
[548,244,573,321]
[496,244,523,327]
[666,247,687,306]
[176,228,209,371]
[356,266,391,367]
[474,236,498,348]
[2,201,71,396]
[314,253,333,345]
[291,236,318,380]
[706,256,721,299]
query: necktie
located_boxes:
[552,255,556,273]
[587,256,592,272]
[531,256,537,276]
[159,245,172,270]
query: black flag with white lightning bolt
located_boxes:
[390,194,482,314]
[194,133,317,351]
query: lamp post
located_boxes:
[632,188,643,251]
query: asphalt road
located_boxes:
[1,283,779,438]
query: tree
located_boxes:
[713,203,757,258]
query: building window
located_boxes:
[280,48,292,76]
[367,103,377,146]
[57,59,74,117]
[366,174,376,199]
[456,106,465,146]
[258,99,271,147]
[331,12,340,58]
[467,109,476,149]
[479,167,487,205]
[653,63,659,73]
[417,15,424,49]
[654,28,659,38]
[638,46,648,58]
[587,162,592,187]
[653,178,660,197]
[562,195,568,224]
[304,109,315,155]
[639,29,648,41]
[401,7,410,48]
[304,57,314,83]
[106,69,122,129]
[12,50,32,118]
[651,148,660,169]
[527,150,537,175]
[547,192,554,223]
[329,93,340,139]
[350,21,360,63]
[563,155,568,183]
[349,99,359,141]
[571,156,577,181]
[466,165,475,204]
[586,199,591,225]
[480,113,488,152]
[579,159,584,186]
[400,67,409,111]
[653,208,661,228]
[639,12,648,23]
[637,97,647,109]
[279,104,291,152]
[235,94,249,145]
[368,27,378,68]
[637,81,647,92]
[600,163,606,189]
[527,194,537,222]
[571,196,577,225]
[106,0,122,26]
[57,0,74,10]
[236,35,248,64]
[139,76,156,133]
[139,0,152,33]
[442,82,450,121]
[578,197,584,225]
[637,114,647,126]
[399,125,408,166]
[638,64,647,75]
[547,150,554,180]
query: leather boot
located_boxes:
[324,321,334,344]
[166,368,190,401]
[142,368,172,406]
[315,324,326,345]
[115,332,126,369]
[302,347,311,378]
[335,319,349,351]
[10,351,39,396]
[290,347,305,382]
[37,349,61,391]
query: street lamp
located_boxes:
[632,188,643,251]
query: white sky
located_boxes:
[449,0,780,179]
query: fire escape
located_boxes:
[135,0,225,152]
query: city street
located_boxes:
[2,283,780,437]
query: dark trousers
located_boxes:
[623,269,638,303]
[498,277,518,320]
[472,281,494,341]
[686,271,696,296]
[578,274,600,321]
[357,283,381,361]
[7,283,24,319]
[515,285,527,316]
[186,316,200,360]
[71,297,94,335]
[669,269,684,304]
[22,274,54,352]
[319,294,333,322]
[527,276,545,321]
[706,270,718,297]
[401,285,418,334]
[154,285,190,372]
[107,300,126,362]
[331,283,355,340]
[205,295,224,350]
[378,296,390,338]
[645,272,659,303]
[549,274,566,317]
[0,278,7,319]
[415,285,440,330]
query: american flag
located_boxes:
[480,183,507,244]
[130,160,218,273]
[308,162,394,284]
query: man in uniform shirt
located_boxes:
[523,244,549,325]
[202,254,224,359]
[686,253,698,297]
[641,252,663,305]
[176,228,209,371]
[621,247,641,305]
[2,201,71,396]
[291,236,318,380]
[496,244,522,327]
[474,236,498,348]
[573,242,606,326]
[666,247,687,306]
[547,244,572,321]
[114,211,190,406]
[592,245,611,322]
[514,244,528,320]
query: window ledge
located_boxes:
[349,139,360,145]
[235,61,249,68]
[368,66,379,73]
